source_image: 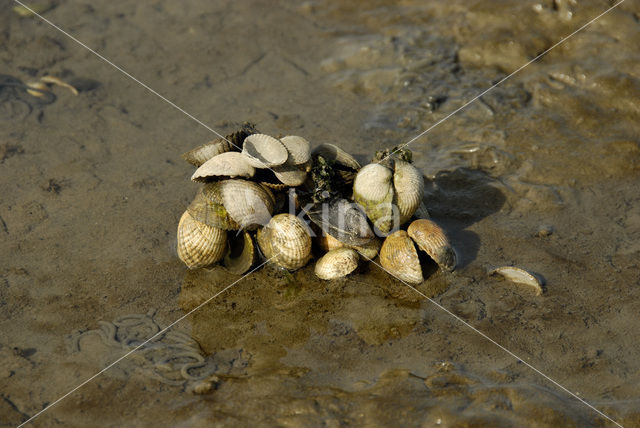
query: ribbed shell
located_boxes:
[280,136,311,165]
[257,214,312,271]
[379,230,423,284]
[316,233,345,253]
[205,180,275,230]
[353,163,394,233]
[393,160,424,225]
[223,231,257,275]
[187,188,240,230]
[177,211,227,269]
[407,219,456,272]
[182,139,234,167]
[315,248,359,280]
[312,143,361,170]
[353,237,381,260]
[242,134,288,168]
[273,163,308,186]
[191,152,255,181]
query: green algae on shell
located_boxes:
[353,163,395,233]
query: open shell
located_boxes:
[182,139,234,167]
[353,163,394,233]
[223,231,257,275]
[177,210,227,269]
[280,136,311,165]
[489,266,544,295]
[312,143,361,170]
[379,230,423,284]
[241,134,288,168]
[315,248,359,280]
[393,160,424,225]
[407,219,456,272]
[257,214,312,271]
[191,152,255,181]
[187,188,240,230]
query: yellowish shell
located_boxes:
[315,248,359,280]
[280,136,311,165]
[223,231,257,275]
[407,219,456,272]
[489,266,544,295]
[353,163,394,233]
[352,237,381,260]
[316,233,346,252]
[205,180,275,230]
[257,214,312,271]
[312,143,361,170]
[191,152,255,181]
[242,134,288,168]
[379,230,423,284]
[177,211,227,269]
[187,188,240,230]
[182,139,234,167]
[393,160,424,225]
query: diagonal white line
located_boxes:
[16,257,272,428]
[377,0,627,165]
[362,255,624,428]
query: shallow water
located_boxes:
[1,0,640,426]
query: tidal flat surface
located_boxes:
[1,1,639,426]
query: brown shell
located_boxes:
[353,163,394,233]
[312,143,361,170]
[316,233,346,253]
[393,160,424,225]
[257,214,312,271]
[177,211,227,269]
[182,139,234,167]
[407,219,456,272]
[191,152,255,181]
[315,248,359,280]
[205,180,275,230]
[187,188,240,230]
[280,136,311,165]
[223,231,257,275]
[241,134,288,168]
[379,230,423,284]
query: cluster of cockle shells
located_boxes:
[176,125,456,284]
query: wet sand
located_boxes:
[1,0,640,426]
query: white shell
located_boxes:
[393,160,424,225]
[177,211,227,269]
[353,163,394,233]
[315,248,359,280]
[273,163,308,186]
[280,136,311,165]
[182,139,233,167]
[490,266,544,295]
[241,134,288,168]
[191,152,255,181]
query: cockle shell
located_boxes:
[315,248,359,280]
[316,233,345,253]
[280,136,311,165]
[489,266,544,296]
[393,160,424,225]
[182,138,234,167]
[273,162,310,186]
[187,187,241,230]
[223,231,257,275]
[379,230,423,284]
[352,237,381,260]
[312,143,361,170]
[191,152,255,181]
[241,134,288,168]
[407,219,456,272]
[257,214,312,271]
[353,163,395,233]
[199,180,275,230]
[177,210,227,269]
[304,198,374,246]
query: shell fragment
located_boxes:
[489,266,544,296]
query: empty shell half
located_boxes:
[407,219,456,272]
[489,266,544,295]
[182,138,234,167]
[315,248,359,280]
[312,143,361,170]
[393,160,424,225]
[257,213,312,271]
[280,135,311,165]
[241,134,288,168]
[177,210,227,269]
[223,231,257,275]
[379,230,423,284]
[191,152,255,181]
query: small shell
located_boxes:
[242,134,288,168]
[257,214,312,271]
[489,266,544,296]
[223,231,257,275]
[315,248,359,280]
[182,139,234,167]
[191,152,255,181]
[353,163,394,233]
[379,230,423,284]
[316,233,346,253]
[273,162,309,186]
[393,160,424,225]
[187,188,240,230]
[26,81,50,98]
[209,180,275,230]
[352,237,381,260]
[177,211,227,269]
[407,219,456,272]
[280,136,311,165]
[312,143,361,170]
